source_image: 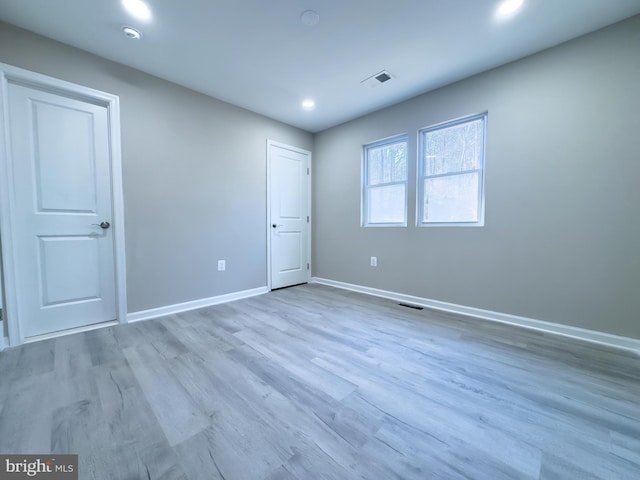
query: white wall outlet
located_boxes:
[218,260,226,271]
[370,256,377,267]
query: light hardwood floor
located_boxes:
[0,284,639,479]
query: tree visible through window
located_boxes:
[419,114,486,225]
[363,136,408,226]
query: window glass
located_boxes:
[363,136,408,226]
[419,114,486,226]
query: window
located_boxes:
[418,113,486,226]
[363,135,408,226]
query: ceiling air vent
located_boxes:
[361,70,393,88]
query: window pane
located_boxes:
[368,184,406,224]
[424,118,484,176]
[423,172,479,223]
[367,141,407,185]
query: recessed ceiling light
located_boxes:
[497,0,524,16]
[122,26,142,40]
[300,10,320,27]
[122,0,151,21]
[302,99,316,111]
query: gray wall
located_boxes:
[313,16,640,339]
[0,21,313,313]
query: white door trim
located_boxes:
[266,139,312,290]
[0,63,128,346]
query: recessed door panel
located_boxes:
[277,156,302,219]
[32,101,98,213]
[276,231,302,273]
[39,236,100,306]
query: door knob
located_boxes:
[92,221,111,229]
[272,224,277,228]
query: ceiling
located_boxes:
[1,1,639,133]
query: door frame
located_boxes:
[0,63,128,346]
[266,139,312,290]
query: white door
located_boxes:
[268,142,310,289]
[6,82,117,339]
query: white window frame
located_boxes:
[418,113,487,227]
[362,134,408,227]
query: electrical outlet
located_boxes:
[217,260,226,271]
[370,256,377,267]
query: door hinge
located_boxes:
[307,216,309,223]
[307,263,310,270]
[307,168,310,175]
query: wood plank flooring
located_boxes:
[0,284,638,479]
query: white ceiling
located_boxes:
[1,1,639,133]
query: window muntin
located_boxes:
[363,136,408,226]
[419,114,486,226]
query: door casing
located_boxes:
[0,63,128,346]
[266,140,311,290]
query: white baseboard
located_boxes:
[127,286,269,323]
[311,277,640,355]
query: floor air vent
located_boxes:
[398,303,424,310]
